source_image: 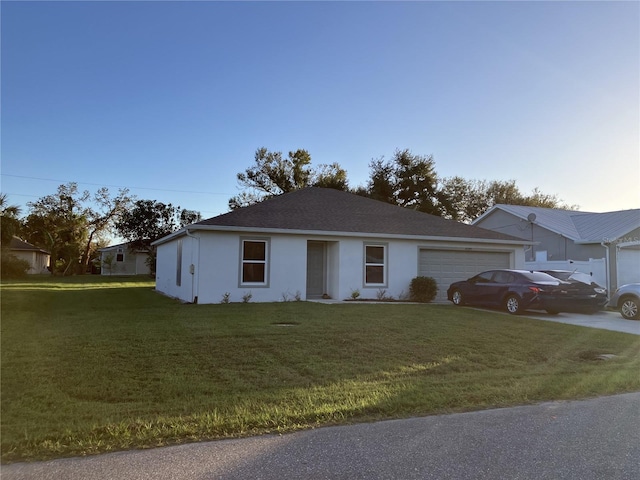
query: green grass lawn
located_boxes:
[2,275,639,463]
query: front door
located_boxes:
[306,241,326,298]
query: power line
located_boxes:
[1,192,223,215]
[0,192,41,199]
[1,173,235,196]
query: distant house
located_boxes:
[9,237,50,274]
[98,242,151,276]
[473,205,640,292]
[152,187,529,304]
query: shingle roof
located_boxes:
[9,237,50,254]
[476,205,640,243]
[192,187,522,242]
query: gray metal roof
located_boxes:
[475,205,640,243]
[191,187,523,242]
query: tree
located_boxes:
[115,200,180,246]
[101,253,117,276]
[115,200,201,274]
[439,177,576,223]
[180,209,202,227]
[229,147,349,209]
[0,193,22,247]
[0,194,29,278]
[81,188,132,272]
[364,149,451,216]
[22,183,90,275]
[21,184,132,275]
[311,162,349,191]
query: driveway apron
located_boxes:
[522,310,640,335]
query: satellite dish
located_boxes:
[527,213,537,223]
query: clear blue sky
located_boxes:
[2,1,638,221]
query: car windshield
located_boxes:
[520,271,560,283]
[566,272,594,285]
[545,271,571,281]
[544,271,596,285]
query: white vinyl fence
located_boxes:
[525,258,607,289]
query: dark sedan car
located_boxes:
[447,269,606,315]
[538,270,608,313]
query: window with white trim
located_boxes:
[240,238,269,286]
[116,247,124,262]
[364,244,386,286]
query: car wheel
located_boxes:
[452,290,464,306]
[505,295,522,315]
[620,296,640,320]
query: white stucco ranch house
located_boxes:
[9,237,50,274]
[152,187,529,304]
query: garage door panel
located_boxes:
[419,250,511,301]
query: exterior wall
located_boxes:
[155,236,197,302]
[611,227,640,290]
[136,254,149,276]
[13,250,50,274]
[195,232,308,304]
[475,210,606,262]
[100,246,151,276]
[616,243,640,287]
[335,237,524,301]
[154,230,525,304]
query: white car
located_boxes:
[609,283,640,320]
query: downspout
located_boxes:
[601,241,610,299]
[185,229,200,304]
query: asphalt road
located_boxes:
[3,392,639,480]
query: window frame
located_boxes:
[363,243,388,287]
[239,237,270,287]
[116,247,124,262]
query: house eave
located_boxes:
[152,224,531,247]
[10,248,50,255]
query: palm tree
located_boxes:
[0,193,22,247]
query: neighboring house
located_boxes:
[152,187,529,304]
[9,237,50,274]
[473,205,640,293]
[99,242,151,276]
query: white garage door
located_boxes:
[419,249,511,301]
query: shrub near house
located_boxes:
[0,253,30,278]
[410,276,438,303]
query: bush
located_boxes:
[409,276,438,303]
[1,252,30,279]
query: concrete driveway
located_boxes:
[522,309,640,335]
[3,392,639,480]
